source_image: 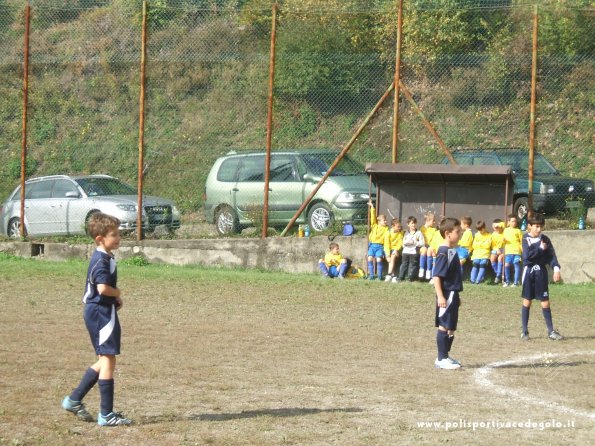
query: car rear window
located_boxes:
[217,158,240,182]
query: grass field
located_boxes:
[0,253,593,445]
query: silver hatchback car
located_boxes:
[0,174,181,238]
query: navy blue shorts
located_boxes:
[435,291,460,330]
[84,302,121,355]
[521,265,550,301]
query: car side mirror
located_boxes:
[303,173,315,182]
[65,191,80,198]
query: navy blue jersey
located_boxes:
[83,249,118,306]
[521,233,560,270]
[432,245,463,292]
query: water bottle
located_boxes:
[520,217,527,231]
[304,224,310,238]
[298,224,304,237]
[578,216,585,230]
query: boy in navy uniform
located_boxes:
[520,213,563,341]
[432,217,463,370]
[62,213,132,426]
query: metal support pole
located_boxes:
[391,0,403,164]
[528,4,538,213]
[399,81,457,165]
[137,0,148,241]
[263,3,278,239]
[280,82,395,236]
[19,2,31,238]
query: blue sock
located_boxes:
[376,259,383,279]
[491,261,498,275]
[476,266,486,283]
[338,262,348,277]
[470,266,478,283]
[319,262,329,276]
[420,254,427,271]
[70,368,99,402]
[542,307,554,333]
[514,263,521,284]
[447,335,454,353]
[98,379,115,416]
[505,264,511,283]
[427,256,434,272]
[436,330,449,361]
[367,261,374,278]
[497,261,503,278]
[521,306,530,334]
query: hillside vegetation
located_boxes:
[0,0,593,214]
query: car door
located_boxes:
[267,154,302,223]
[51,178,87,235]
[233,155,265,224]
[24,179,59,235]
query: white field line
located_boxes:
[474,350,595,420]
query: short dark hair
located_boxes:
[407,216,417,224]
[476,220,486,231]
[492,218,503,224]
[439,217,460,238]
[527,212,545,226]
[461,216,472,226]
[88,213,120,239]
[508,213,516,220]
[329,242,339,250]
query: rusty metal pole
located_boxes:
[19,2,31,238]
[399,81,457,165]
[137,0,148,241]
[263,3,278,239]
[280,82,395,237]
[528,4,538,213]
[391,0,403,164]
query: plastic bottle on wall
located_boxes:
[304,224,310,237]
[578,216,585,230]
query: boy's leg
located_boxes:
[408,254,419,281]
[367,255,375,279]
[63,361,100,421]
[513,256,521,285]
[425,250,434,280]
[318,260,329,277]
[476,260,487,283]
[521,298,532,338]
[376,256,384,280]
[96,354,131,426]
[338,260,348,278]
[436,328,449,361]
[419,247,427,278]
[398,254,408,280]
[470,260,479,284]
[504,255,511,285]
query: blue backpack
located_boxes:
[342,223,355,236]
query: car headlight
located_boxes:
[337,192,369,202]
[586,183,594,192]
[172,206,181,219]
[539,184,555,194]
[116,204,137,212]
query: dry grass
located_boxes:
[0,254,594,445]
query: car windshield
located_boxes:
[497,152,558,175]
[75,177,137,196]
[299,153,364,176]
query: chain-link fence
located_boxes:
[0,1,593,241]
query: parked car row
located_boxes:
[2,149,593,239]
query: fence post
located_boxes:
[528,4,538,214]
[263,3,278,239]
[19,1,31,238]
[137,0,148,241]
[391,0,403,164]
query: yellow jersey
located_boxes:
[323,252,343,268]
[503,227,523,255]
[420,225,437,246]
[430,230,444,252]
[471,231,492,260]
[369,206,389,244]
[491,231,504,251]
[458,228,474,251]
[384,229,404,257]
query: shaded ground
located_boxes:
[0,256,593,445]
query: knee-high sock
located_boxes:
[98,379,115,416]
[505,264,511,283]
[70,368,99,402]
[491,261,498,275]
[338,262,348,277]
[447,335,454,353]
[436,330,449,361]
[522,305,530,334]
[427,256,434,272]
[420,254,427,271]
[497,261,503,277]
[319,262,329,276]
[476,266,486,283]
[514,263,521,284]
[367,260,375,277]
[470,266,478,283]
[542,307,554,333]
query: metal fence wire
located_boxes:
[0,1,593,240]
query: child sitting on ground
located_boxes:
[470,220,492,284]
[318,242,349,279]
[384,218,404,282]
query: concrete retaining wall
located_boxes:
[1,230,594,284]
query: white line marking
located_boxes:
[474,350,595,420]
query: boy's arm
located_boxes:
[384,232,391,257]
[415,231,425,247]
[433,277,447,307]
[368,201,377,226]
[97,283,120,298]
[544,236,562,281]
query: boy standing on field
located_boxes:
[433,217,463,370]
[520,213,563,341]
[367,201,389,280]
[62,213,132,426]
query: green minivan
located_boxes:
[204,150,372,235]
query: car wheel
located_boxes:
[7,218,22,239]
[215,206,239,235]
[308,202,334,232]
[514,197,529,220]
